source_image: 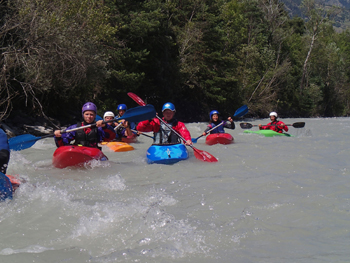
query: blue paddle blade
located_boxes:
[115,105,156,123]
[234,105,248,117]
[9,134,42,151]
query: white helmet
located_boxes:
[269,112,278,118]
[103,111,115,119]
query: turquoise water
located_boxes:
[0,118,349,263]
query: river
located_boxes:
[0,117,349,263]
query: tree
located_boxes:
[0,0,116,121]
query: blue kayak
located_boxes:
[147,144,189,164]
[243,130,292,137]
[0,172,13,201]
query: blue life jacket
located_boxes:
[208,121,225,134]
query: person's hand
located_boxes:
[280,123,285,127]
[54,130,62,137]
[122,120,130,128]
[202,132,207,136]
[185,140,193,146]
[227,117,233,122]
[96,120,104,127]
[258,124,262,128]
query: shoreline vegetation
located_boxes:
[1,0,350,134]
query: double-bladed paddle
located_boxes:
[127,92,218,162]
[9,105,156,151]
[191,104,248,143]
[130,129,154,139]
[240,122,305,129]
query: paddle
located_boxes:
[127,92,218,162]
[191,104,249,143]
[240,122,305,129]
[191,122,224,143]
[131,129,154,139]
[9,105,156,151]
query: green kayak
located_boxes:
[243,130,292,137]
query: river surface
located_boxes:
[0,118,349,263]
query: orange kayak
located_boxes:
[101,141,134,152]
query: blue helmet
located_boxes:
[82,102,97,115]
[209,110,219,120]
[162,102,176,112]
[117,104,127,111]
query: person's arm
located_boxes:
[259,122,271,130]
[54,124,76,147]
[279,122,288,132]
[136,118,159,132]
[224,117,235,130]
[203,124,212,135]
[175,122,192,145]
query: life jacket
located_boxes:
[153,119,181,145]
[209,121,225,134]
[269,120,283,133]
[74,122,101,149]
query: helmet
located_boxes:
[103,111,115,119]
[82,102,97,115]
[269,112,278,118]
[210,110,219,119]
[162,102,176,112]
[117,104,127,111]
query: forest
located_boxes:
[1,0,350,124]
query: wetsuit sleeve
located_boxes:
[136,119,160,132]
[174,122,191,141]
[54,124,77,147]
[203,124,212,134]
[224,121,235,130]
[260,122,272,130]
[279,121,289,132]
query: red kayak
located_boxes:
[206,133,234,145]
[52,145,108,168]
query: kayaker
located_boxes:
[202,110,235,136]
[102,111,118,142]
[54,102,109,148]
[0,126,10,175]
[136,102,192,145]
[114,104,135,138]
[258,112,288,133]
[0,126,13,200]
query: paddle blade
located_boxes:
[9,134,41,151]
[292,122,305,128]
[234,105,248,117]
[115,105,156,123]
[240,123,253,129]
[191,138,198,143]
[127,92,147,106]
[192,147,218,162]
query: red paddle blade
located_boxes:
[127,92,146,106]
[193,147,218,162]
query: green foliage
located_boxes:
[2,0,350,124]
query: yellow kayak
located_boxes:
[101,141,134,152]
